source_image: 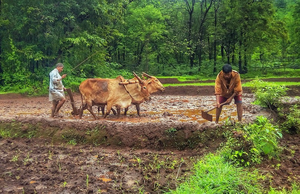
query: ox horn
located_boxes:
[133,71,143,84]
[142,72,153,78]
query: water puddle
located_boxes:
[67,104,240,124]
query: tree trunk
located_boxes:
[184,0,195,68]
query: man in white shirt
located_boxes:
[49,63,67,117]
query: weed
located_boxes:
[0,129,12,138]
[86,174,89,189]
[57,160,62,172]
[221,116,282,166]
[280,104,300,134]
[62,181,67,187]
[275,163,281,170]
[248,79,288,111]
[135,156,142,168]
[291,149,296,156]
[23,152,32,165]
[138,186,145,194]
[23,129,37,138]
[10,155,19,162]
[165,128,177,133]
[48,151,53,160]
[269,182,300,193]
[68,139,77,146]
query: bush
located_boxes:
[248,79,288,111]
[221,116,282,166]
[279,104,300,134]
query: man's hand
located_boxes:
[62,74,67,79]
[225,97,233,104]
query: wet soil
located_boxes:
[0,81,300,193]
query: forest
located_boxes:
[0,0,299,94]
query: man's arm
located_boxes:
[226,91,238,104]
[216,94,221,108]
[215,73,222,107]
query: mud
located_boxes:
[0,82,300,193]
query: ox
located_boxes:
[124,72,165,115]
[79,73,150,119]
[98,72,165,116]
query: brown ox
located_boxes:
[98,72,165,116]
[79,73,150,119]
[124,72,164,115]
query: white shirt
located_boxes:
[49,68,64,101]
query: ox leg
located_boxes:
[98,106,105,115]
[97,106,100,115]
[86,105,97,119]
[101,106,105,115]
[136,104,141,116]
[99,106,116,115]
[111,108,117,115]
[104,104,113,118]
[116,107,121,116]
[124,107,128,115]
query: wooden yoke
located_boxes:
[119,80,138,85]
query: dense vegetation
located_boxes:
[0,0,299,94]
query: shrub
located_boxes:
[221,116,282,166]
[248,79,288,111]
[279,104,300,134]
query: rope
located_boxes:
[71,51,100,71]
[120,78,137,101]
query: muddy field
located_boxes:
[0,83,300,193]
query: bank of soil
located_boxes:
[0,81,300,193]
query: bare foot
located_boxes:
[53,111,63,118]
[51,108,55,117]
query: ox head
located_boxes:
[133,72,151,101]
[142,72,165,93]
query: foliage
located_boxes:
[248,79,288,111]
[168,153,263,194]
[269,182,300,194]
[279,104,300,134]
[0,122,37,138]
[0,0,125,94]
[0,0,299,94]
[221,116,282,167]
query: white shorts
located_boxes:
[49,90,65,101]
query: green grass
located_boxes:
[163,82,215,87]
[0,91,18,94]
[168,153,263,194]
[243,82,300,87]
